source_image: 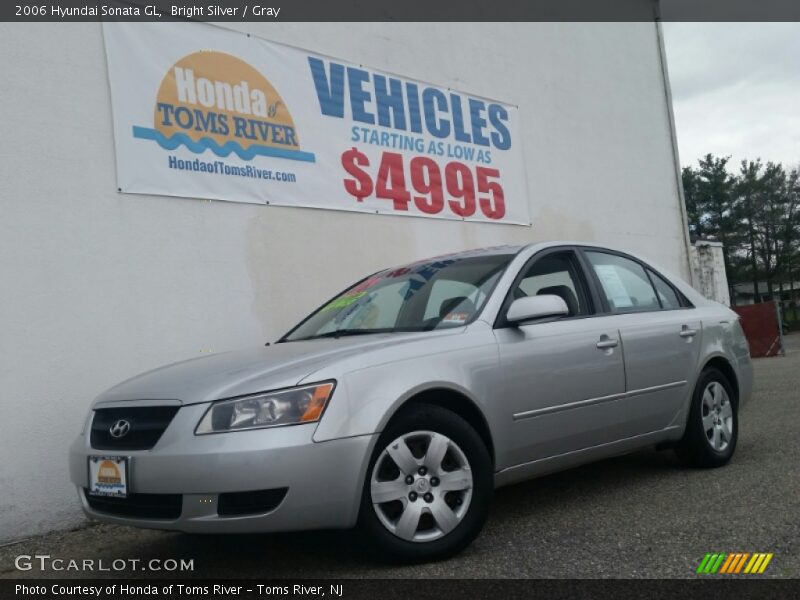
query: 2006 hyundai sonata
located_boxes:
[70,242,752,560]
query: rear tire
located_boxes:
[357,404,493,562]
[676,367,738,468]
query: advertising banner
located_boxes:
[103,22,531,224]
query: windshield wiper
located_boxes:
[294,329,388,341]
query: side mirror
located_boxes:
[506,295,569,324]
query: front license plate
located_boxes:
[88,456,128,497]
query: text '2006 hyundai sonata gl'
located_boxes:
[70,242,752,561]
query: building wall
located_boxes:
[0,21,689,541]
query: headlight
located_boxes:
[195,381,336,434]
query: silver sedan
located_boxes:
[69,242,752,561]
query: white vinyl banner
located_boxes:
[103,22,531,225]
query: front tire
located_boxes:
[676,368,738,468]
[358,404,493,562]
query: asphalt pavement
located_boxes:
[2,335,799,579]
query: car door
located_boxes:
[582,250,702,437]
[494,249,627,466]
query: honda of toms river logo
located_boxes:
[96,460,123,486]
[133,51,315,163]
[696,552,774,574]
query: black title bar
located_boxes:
[3,0,800,22]
[2,579,800,600]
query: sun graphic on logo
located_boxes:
[97,460,122,484]
[133,51,315,163]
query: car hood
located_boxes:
[93,331,459,407]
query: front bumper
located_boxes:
[69,402,377,533]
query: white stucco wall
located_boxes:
[0,21,689,542]
[690,241,731,306]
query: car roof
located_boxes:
[431,244,528,259]
[423,240,667,259]
[408,241,600,262]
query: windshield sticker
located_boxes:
[320,275,386,313]
[320,291,367,312]
[386,267,411,278]
[333,293,373,323]
[398,259,460,299]
[442,312,469,324]
[348,275,384,294]
[389,258,457,279]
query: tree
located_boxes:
[684,154,739,300]
[681,154,800,315]
[784,168,800,319]
[750,162,798,298]
[681,166,704,237]
[736,160,765,299]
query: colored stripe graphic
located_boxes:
[710,553,726,573]
[696,554,712,574]
[745,554,761,573]
[758,554,774,573]
[734,553,749,573]
[724,553,740,573]
[698,553,726,573]
[719,553,736,574]
[699,552,773,574]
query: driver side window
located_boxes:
[511,252,589,317]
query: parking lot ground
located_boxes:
[2,334,799,579]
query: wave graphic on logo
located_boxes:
[139,51,314,164]
[133,126,316,163]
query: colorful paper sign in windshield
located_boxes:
[103,23,531,225]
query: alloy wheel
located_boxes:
[701,381,733,452]
[370,430,473,542]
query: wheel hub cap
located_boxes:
[370,430,473,543]
[701,381,733,452]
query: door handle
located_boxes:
[679,326,698,338]
[596,337,619,349]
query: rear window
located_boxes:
[648,269,682,310]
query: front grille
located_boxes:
[84,490,182,519]
[217,488,288,516]
[91,406,179,450]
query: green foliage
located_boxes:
[682,154,800,302]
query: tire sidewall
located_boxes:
[358,404,493,562]
[684,368,738,466]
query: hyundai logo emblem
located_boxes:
[109,419,131,439]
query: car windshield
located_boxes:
[282,254,513,341]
